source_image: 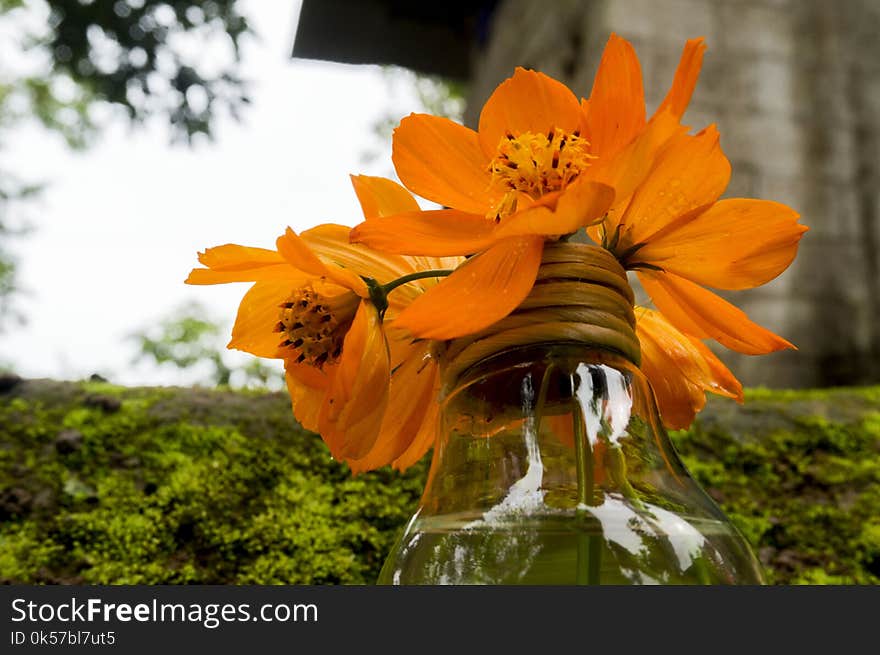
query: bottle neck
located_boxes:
[423,343,689,518]
[440,242,640,396]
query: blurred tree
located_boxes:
[2,0,251,144]
[0,0,253,328]
[131,301,282,389]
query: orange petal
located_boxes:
[585,109,685,235]
[637,307,741,399]
[620,126,731,246]
[318,302,390,461]
[392,113,492,215]
[227,280,293,359]
[348,343,439,473]
[496,180,615,239]
[300,223,416,285]
[632,199,807,290]
[350,174,420,219]
[653,38,707,122]
[284,359,329,433]
[687,337,744,402]
[392,379,439,471]
[350,209,497,256]
[399,254,467,294]
[639,270,795,355]
[637,311,708,430]
[477,67,582,157]
[585,33,646,158]
[276,227,367,296]
[185,244,300,284]
[285,358,331,390]
[394,236,544,340]
[578,97,591,136]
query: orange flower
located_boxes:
[347,174,461,472]
[636,308,742,430]
[603,126,808,355]
[186,225,389,464]
[186,176,459,472]
[351,34,707,340]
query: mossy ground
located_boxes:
[1,378,877,584]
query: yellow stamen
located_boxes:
[487,127,596,221]
[277,287,359,368]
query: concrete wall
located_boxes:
[465,0,880,388]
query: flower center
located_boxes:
[487,128,595,221]
[276,287,359,368]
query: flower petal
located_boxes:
[392,381,439,471]
[639,270,795,354]
[585,33,646,158]
[185,244,300,284]
[687,337,744,402]
[653,38,707,122]
[392,113,492,215]
[318,302,390,461]
[585,110,686,245]
[477,67,582,157]
[636,306,743,431]
[276,227,368,296]
[227,280,293,359]
[348,342,439,473]
[589,109,685,206]
[394,236,544,340]
[300,223,416,285]
[632,199,808,290]
[636,310,709,430]
[495,180,615,239]
[350,174,420,219]
[350,209,498,256]
[284,360,329,433]
[620,126,731,246]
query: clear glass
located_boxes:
[378,344,765,585]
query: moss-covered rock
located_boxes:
[0,378,427,584]
[672,386,880,585]
[1,378,877,584]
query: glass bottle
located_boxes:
[378,343,764,584]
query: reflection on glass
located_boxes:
[379,345,764,585]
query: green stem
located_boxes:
[572,401,594,508]
[533,362,556,437]
[572,398,600,585]
[363,269,454,319]
[608,445,643,509]
[381,269,454,294]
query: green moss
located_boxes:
[1,380,878,584]
[672,388,880,585]
[0,379,426,584]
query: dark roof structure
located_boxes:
[291,0,498,79]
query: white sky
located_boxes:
[0,1,423,386]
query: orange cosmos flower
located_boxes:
[602,125,808,355]
[636,308,743,430]
[186,175,459,472]
[350,33,707,340]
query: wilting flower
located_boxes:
[636,308,742,429]
[347,174,461,472]
[185,225,389,463]
[351,34,707,340]
[186,176,459,472]
[603,125,808,355]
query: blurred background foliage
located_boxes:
[0,0,251,332]
[129,301,283,389]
